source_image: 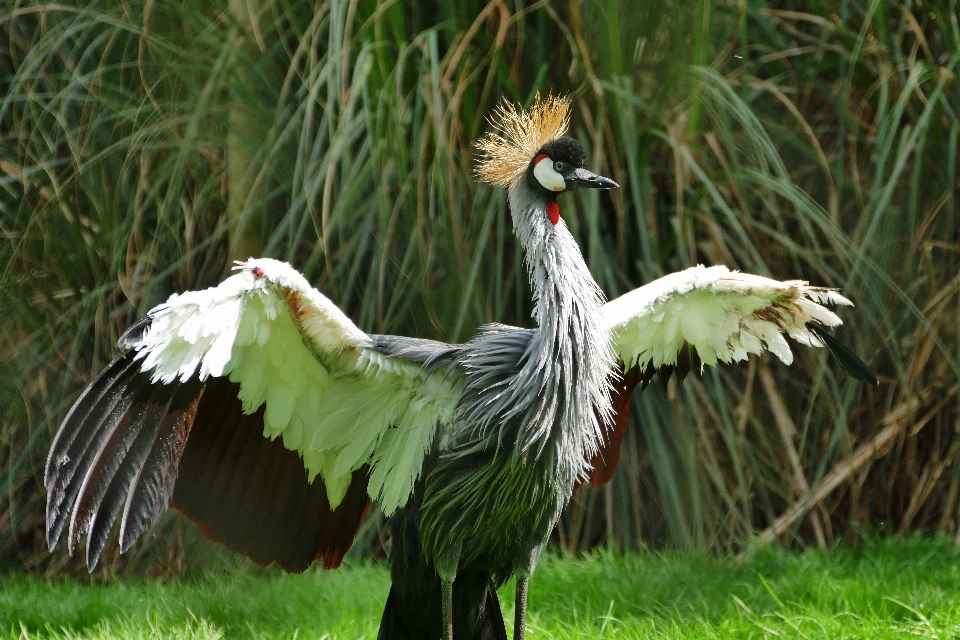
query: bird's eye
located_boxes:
[553,161,567,173]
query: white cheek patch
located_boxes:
[534,157,566,192]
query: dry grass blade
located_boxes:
[752,386,959,549]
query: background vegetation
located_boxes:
[1,0,958,576]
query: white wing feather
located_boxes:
[130,260,851,514]
[603,265,852,371]
[131,258,459,515]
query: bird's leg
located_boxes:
[434,542,461,640]
[435,542,461,640]
[513,542,542,640]
[441,579,454,640]
[514,576,529,640]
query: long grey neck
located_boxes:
[507,179,614,486]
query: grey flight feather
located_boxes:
[369,335,459,369]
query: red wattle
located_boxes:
[546,200,560,225]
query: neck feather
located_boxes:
[506,180,614,484]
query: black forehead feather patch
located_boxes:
[536,137,587,168]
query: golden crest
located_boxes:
[475,93,571,187]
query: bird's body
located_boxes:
[373,167,615,636]
[420,178,613,577]
[45,95,877,640]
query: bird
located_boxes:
[45,94,878,640]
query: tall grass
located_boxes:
[1,0,957,576]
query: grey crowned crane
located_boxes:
[45,95,877,640]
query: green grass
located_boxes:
[5,536,960,639]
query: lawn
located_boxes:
[4,536,960,639]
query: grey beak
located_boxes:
[565,168,619,190]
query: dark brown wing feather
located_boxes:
[46,353,371,573]
[170,376,371,572]
[317,466,371,569]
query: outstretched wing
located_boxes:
[584,265,878,487]
[45,258,460,572]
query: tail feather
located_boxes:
[377,577,507,640]
[477,583,507,640]
[376,589,408,640]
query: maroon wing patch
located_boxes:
[581,347,704,489]
[585,364,640,488]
